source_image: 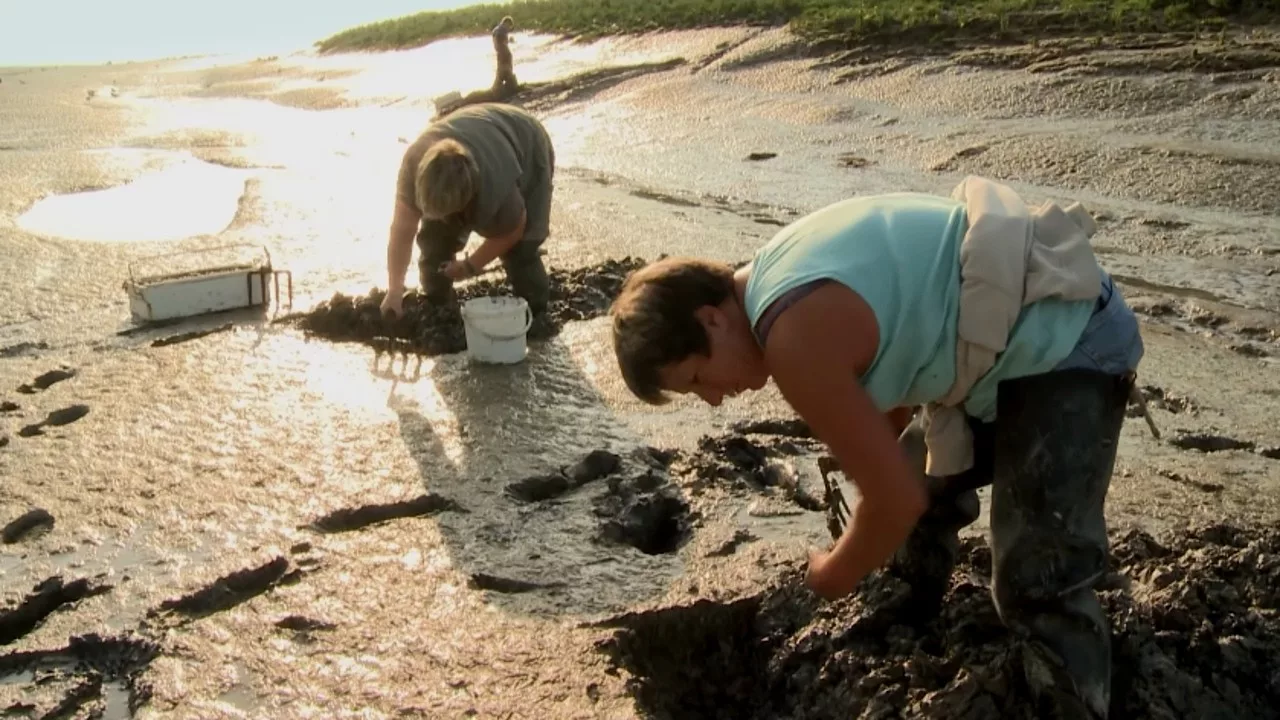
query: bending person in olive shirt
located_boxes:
[381,103,555,318]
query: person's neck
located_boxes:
[732,263,752,308]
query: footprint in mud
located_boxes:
[505,449,622,503]
[16,367,76,394]
[0,576,113,645]
[594,474,692,556]
[2,508,55,544]
[17,404,90,437]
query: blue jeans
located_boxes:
[1054,273,1144,375]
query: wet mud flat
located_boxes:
[288,257,646,356]
[597,523,1280,720]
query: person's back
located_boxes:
[743,193,1094,422]
[398,103,553,241]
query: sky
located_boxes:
[0,0,488,67]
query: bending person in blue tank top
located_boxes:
[609,182,1144,720]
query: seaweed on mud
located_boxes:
[0,577,113,646]
[288,258,646,357]
[597,524,1280,720]
[152,557,290,620]
[307,493,464,533]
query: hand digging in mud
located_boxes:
[610,176,1146,719]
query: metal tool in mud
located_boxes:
[1127,371,1162,440]
[819,455,851,542]
[371,320,423,385]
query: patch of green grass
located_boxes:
[316,0,1280,54]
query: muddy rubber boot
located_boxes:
[989,369,1133,720]
[500,240,550,316]
[886,417,982,614]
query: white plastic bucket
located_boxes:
[460,295,533,365]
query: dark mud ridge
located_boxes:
[290,257,646,356]
[596,523,1280,720]
[0,576,113,645]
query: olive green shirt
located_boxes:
[397,103,554,242]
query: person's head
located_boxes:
[415,138,478,220]
[501,16,514,29]
[611,257,769,407]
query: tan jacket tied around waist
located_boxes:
[920,176,1103,477]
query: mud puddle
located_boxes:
[597,523,1280,719]
[288,257,646,356]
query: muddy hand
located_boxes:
[380,290,404,319]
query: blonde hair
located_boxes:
[416,138,479,219]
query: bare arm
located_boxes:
[765,283,928,598]
[467,208,526,271]
[387,199,421,293]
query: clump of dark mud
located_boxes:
[597,524,1280,720]
[0,577,113,645]
[506,449,621,502]
[17,404,90,437]
[290,258,645,356]
[151,557,290,621]
[665,422,828,512]
[307,493,464,533]
[1170,432,1255,453]
[16,367,76,394]
[2,508,55,544]
[594,473,692,556]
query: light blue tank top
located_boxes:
[743,193,1095,422]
